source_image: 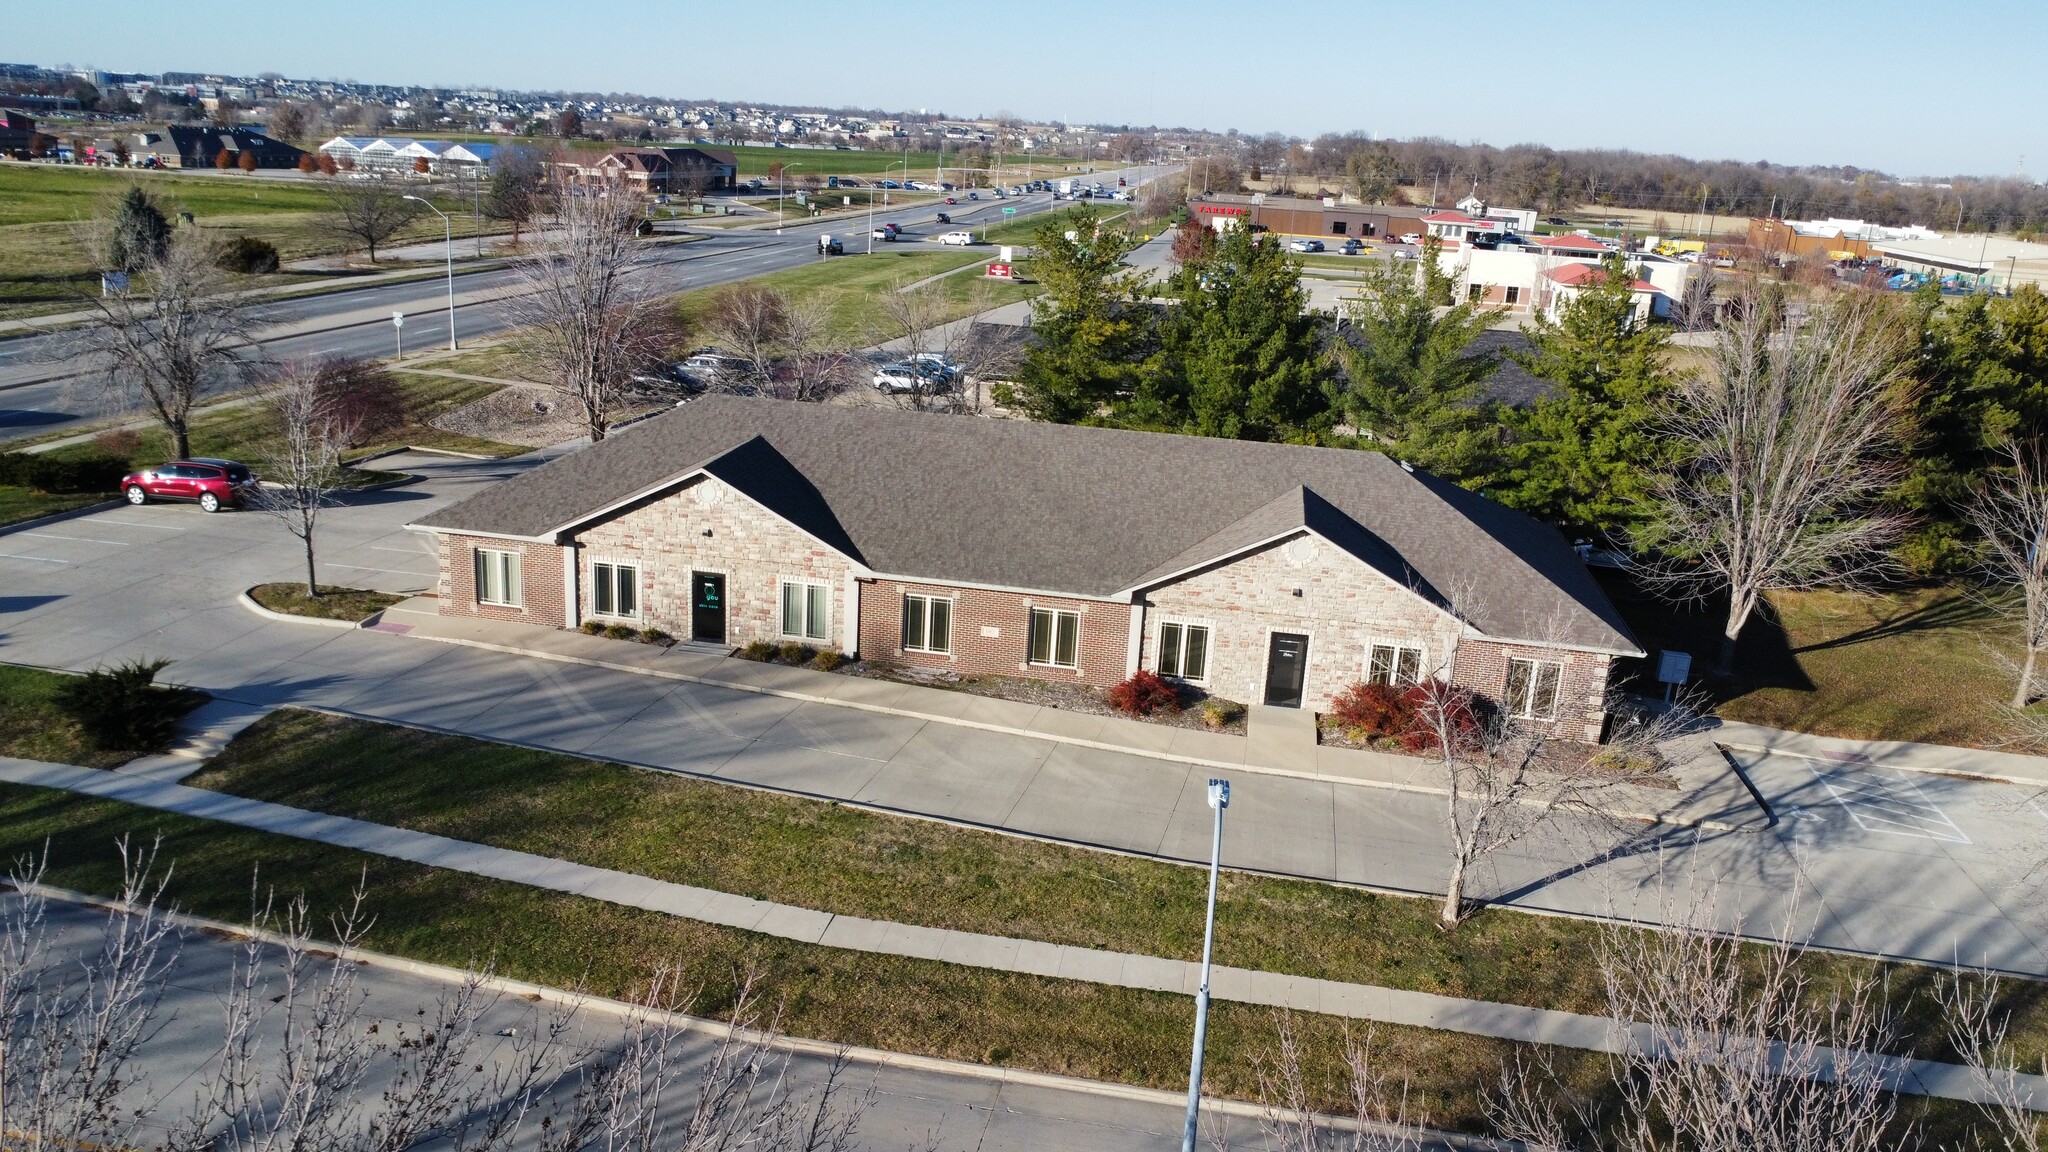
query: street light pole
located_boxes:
[402,195,457,351]
[778,162,804,234]
[869,159,909,255]
[1180,778,1230,1152]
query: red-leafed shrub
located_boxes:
[1108,670,1183,716]
[1328,681,1412,737]
[1395,680,1482,753]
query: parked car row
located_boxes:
[872,354,960,394]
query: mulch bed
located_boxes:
[841,662,1248,736]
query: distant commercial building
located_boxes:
[132,126,304,169]
[0,110,37,158]
[1430,244,1690,322]
[557,146,738,193]
[1870,234,2048,292]
[1189,194,1431,241]
[317,136,499,174]
[1745,216,1943,261]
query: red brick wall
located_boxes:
[858,579,1131,686]
[1451,639,1613,743]
[436,533,566,627]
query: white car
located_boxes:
[1286,239,1324,253]
[1398,233,1422,246]
[939,231,975,246]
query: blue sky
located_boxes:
[14,0,2044,178]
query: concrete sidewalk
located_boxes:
[369,597,1766,831]
[0,754,2026,1111]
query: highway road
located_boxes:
[0,164,1176,445]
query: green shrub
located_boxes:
[777,641,815,665]
[740,640,778,661]
[638,628,671,645]
[216,234,280,274]
[602,623,635,641]
[54,659,182,752]
[810,650,845,672]
[580,619,605,635]
[0,452,131,494]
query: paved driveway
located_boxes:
[4,452,2046,975]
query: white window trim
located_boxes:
[778,578,832,642]
[900,592,955,655]
[1026,606,1082,670]
[475,547,522,608]
[588,557,642,621]
[1364,639,1428,687]
[1153,616,1214,685]
[1505,656,1566,720]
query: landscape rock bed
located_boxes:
[841,661,1248,736]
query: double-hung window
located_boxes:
[474,548,521,607]
[901,594,952,654]
[1367,643,1423,687]
[1156,621,1209,682]
[591,561,638,618]
[780,581,830,641]
[1027,608,1080,669]
[1505,657,1564,720]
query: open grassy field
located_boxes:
[0,163,497,316]
[1601,575,2020,748]
[185,708,2048,1075]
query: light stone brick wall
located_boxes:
[1139,532,1466,711]
[573,475,854,649]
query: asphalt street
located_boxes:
[15,894,1330,1152]
[0,163,1176,444]
[3,450,2045,977]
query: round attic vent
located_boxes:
[1284,537,1317,566]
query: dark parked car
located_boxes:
[120,458,258,513]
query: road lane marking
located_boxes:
[19,532,130,546]
[1807,762,1971,844]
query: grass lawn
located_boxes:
[185,709,2046,1073]
[35,373,533,470]
[0,164,497,316]
[247,584,405,622]
[1600,574,2019,748]
[0,487,108,528]
[0,664,206,768]
[0,777,1624,1136]
[666,251,1013,347]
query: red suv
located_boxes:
[120,458,259,513]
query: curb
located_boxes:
[0,498,125,536]
[236,588,372,631]
[16,881,1477,1147]
[351,444,502,463]
[383,622,1751,832]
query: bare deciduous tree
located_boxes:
[1969,440,2048,708]
[1,841,178,1152]
[1255,1013,1426,1152]
[700,285,853,403]
[1938,971,2048,1152]
[508,175,670,442]
[318,171,420,264]
[249,359,367,597]
[1490,882,1903,1152]
[72,230,257,459]
[877,279,1015,416]
[1638,289,1914,675]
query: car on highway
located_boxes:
[939,231,975,246]
[121,458,258,513]
[877,180,900,189]
[1340,238,1365,255]
[1546,216,1570,226]
[1604,219,1625,228]
[1118,177,1127,186]
[934,212,951,224]
[967,191,979,201]
[944,196,958,205]
[1286,239,1324,253]
[872,360,952,394]
[871,227,897,241]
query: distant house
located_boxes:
[409,397,1641,740]
[141,126,305,169]
[560,146,738,193]
[0,110,35,158]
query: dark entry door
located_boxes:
[1264,632,1309,708]
[691,572,726,643]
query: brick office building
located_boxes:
[410,398,1641,740]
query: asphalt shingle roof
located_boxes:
[412,397,1638,652]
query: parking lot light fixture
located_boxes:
[778,162,804,234]
[1181,778,1230,1152]
[402,194,458,351]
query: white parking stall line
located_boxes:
[370,545,430,554]
[18,532,131,546]
[326,562,434,576]
[1807,762,1972,844]
[94,518,186,531]
[0,552,69,564]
